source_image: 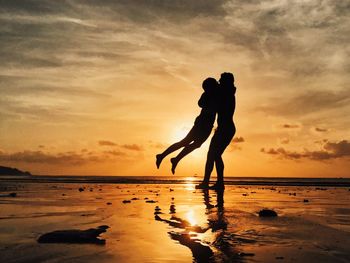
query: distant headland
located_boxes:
[0,166,32,176]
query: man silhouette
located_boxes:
[196,72,236,190]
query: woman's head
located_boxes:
[219,72,234,87]
[202,77,218,92]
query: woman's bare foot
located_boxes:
[156,154,163,169]
[195,182,209,189]
[170,158,178,174]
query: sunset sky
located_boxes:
[0,0,349,177]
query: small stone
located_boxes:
[122,200,131,204]
[106,202,112,205]
[170,204,176,213]
[303,199,309,202]
[146,200,156,203]
[238,252,255,257]
[258,209,278,217]
[78,188,84,192]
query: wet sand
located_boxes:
[0,181,349,262]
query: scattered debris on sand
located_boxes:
[170,204,176,214]
[78,187,84,192]
[122,200,131,204]
[154,206,162,215]
[37,225,109,245]
[238,252,255,257]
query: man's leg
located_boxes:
[209,129,235,190]
[215,156,224,183]
[196,133,219,188]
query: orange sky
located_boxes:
[0,1,349,177]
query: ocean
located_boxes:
[1,175,349,187]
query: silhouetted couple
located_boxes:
[156,72,236,190]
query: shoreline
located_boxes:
[1,175,350,187]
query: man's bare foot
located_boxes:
[170,158,178,174]
[156,154,163,169]
[209,182,225,190]
[195,182,209,189]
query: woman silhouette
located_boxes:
[156,77,218,174]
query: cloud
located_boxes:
[98,141,143,151]
[0,150,105,165]
[314,127,328,132]
[261,140,350,161]
[279,138,289,144]
[98,140,117,146]
[120,144,143,151]
[282,124,300,129]
[229,136,245,151]
[232,136,245,143]
[257,89,350,117]
[148,141,167,149]
[104,150,126,156]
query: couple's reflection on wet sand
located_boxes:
[155,190,242,263]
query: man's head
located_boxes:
[202,77,218,92]
[219,72,234,87]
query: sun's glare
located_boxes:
[186,209,197,226]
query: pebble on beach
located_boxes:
[122,200,131,204]
[258,209,278,217]
[37,225,110,245]
[170,204,176,214]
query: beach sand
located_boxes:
[0,180,349,262]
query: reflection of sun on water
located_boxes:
[186,210,197,226]
[185,177,195,190]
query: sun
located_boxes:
[171,125,191,142]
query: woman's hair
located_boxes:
[220,72,234,85]
[202,77,217,92]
